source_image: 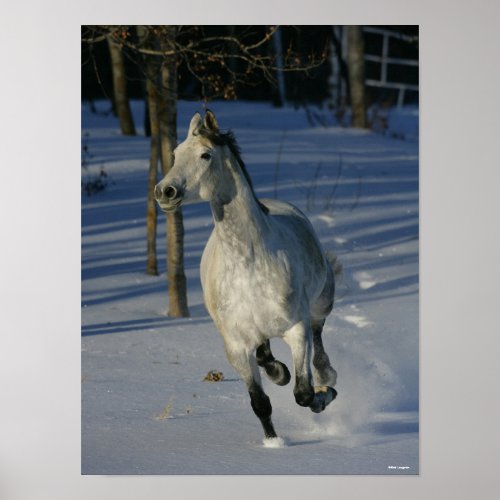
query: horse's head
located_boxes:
[155,110,233,213]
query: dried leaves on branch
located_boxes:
[81,25,328,101]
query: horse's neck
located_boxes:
[211,158,268,261]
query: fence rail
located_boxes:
[363,26,419,107]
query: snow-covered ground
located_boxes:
[81,100,419,475]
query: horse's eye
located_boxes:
[201,152,211,161]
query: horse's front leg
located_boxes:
[224,342,277,439]
[256,339,291,386]
[283,321,315,407]
[284,320,337,413]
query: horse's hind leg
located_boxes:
[312,319,337,387]
[256,340,291,386]
[225,344,277,439]
[307,265,338,412]
[309,319,337,413]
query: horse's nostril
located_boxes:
[164,186,177,200]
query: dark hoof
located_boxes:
[294,386,315,407]
[310,386,337,413]
[265,361,291,386]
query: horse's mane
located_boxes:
[197,126,269,215]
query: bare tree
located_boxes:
[347,25,367,128]
[107,36,136,135]
[272,26,286,106]
[138,26,161,277]
[145,77,160,276]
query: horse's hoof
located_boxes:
[310,386,337,413]
[294,385,315,407]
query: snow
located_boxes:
[81,99,419,475]
[263,437,288,449]
[342,315,373,328]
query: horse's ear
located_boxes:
[188,113,202,136]
[204,110,219,132]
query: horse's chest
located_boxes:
[207,254,296,334]
[221,258,284,302]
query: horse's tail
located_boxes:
[325,250,343,280]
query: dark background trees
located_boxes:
[82,26,418,109]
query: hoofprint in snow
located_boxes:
[82,100,419,475]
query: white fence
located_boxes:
[363,26,418,107]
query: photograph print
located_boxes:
[81,25,419,475]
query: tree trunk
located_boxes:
[347,26,367,128]
[272,26,286,107]
[107,37,136,136]
[145,63,160,276]
[157,27,189,318]
[137,25,159,276]
[329,26,350,108]
[144,93,151,137]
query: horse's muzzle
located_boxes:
[154,183,183,212]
